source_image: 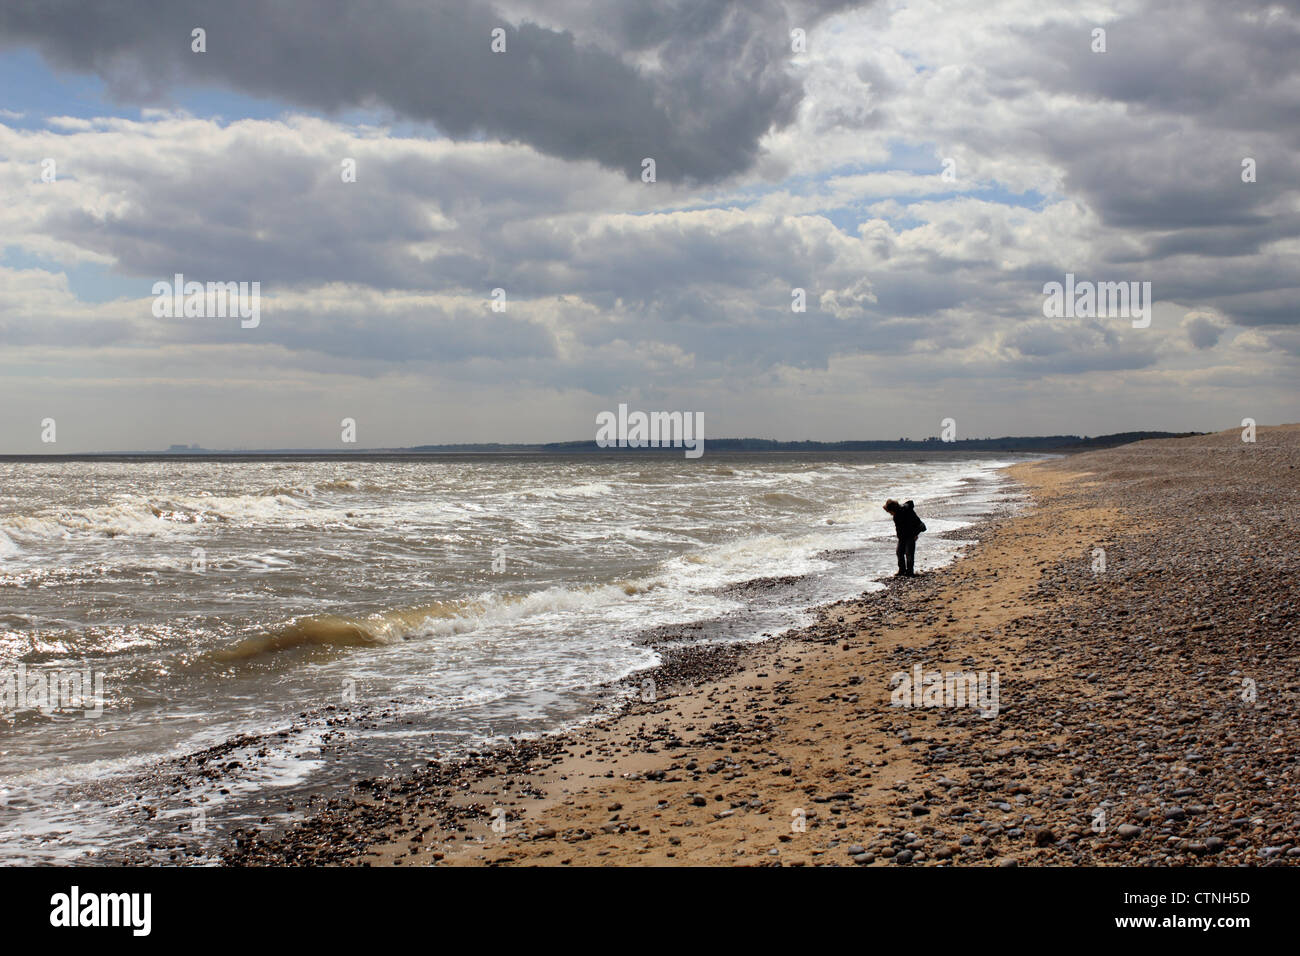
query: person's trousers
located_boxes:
[896,535,916,574]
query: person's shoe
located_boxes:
[895,570,909,577]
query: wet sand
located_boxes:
[223,425,1299,866]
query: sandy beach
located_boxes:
[222,426,1299,867]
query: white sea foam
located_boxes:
[518,481,615,500]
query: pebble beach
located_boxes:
[221,425,1300,867]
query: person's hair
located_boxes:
[883,499,900,513]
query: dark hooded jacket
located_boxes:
[892,500,926,539]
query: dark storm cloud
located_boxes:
[0,0,856,183]
[1010,0,1300,240]
[1184,315,1224,349]
[1203,289,1300,328]
[1047,0,1300,140]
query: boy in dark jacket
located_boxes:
[884,498,926,576]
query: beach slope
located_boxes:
[225,425,1299,866]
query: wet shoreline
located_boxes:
[206,503,1018,866]
[2,458,1023,865]
[209,428,1299,867]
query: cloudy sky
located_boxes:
[1,0,1296,452]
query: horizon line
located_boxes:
[0,430,1208,458]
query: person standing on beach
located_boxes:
[884,498,926,576]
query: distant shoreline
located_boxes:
[0,430,1200,461]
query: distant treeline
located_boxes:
[406,431,1201,454]
[15,430,1197,459]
